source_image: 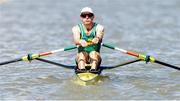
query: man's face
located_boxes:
[80,12,94,25]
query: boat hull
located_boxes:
[75,72,102,86]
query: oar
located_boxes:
[102,43,180,70]
[0,45,77,66]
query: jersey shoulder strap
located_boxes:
[78,23,85,38]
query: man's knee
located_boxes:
[89,51,101,62]
[76,52,88,63]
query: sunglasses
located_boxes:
[80,13,94,18]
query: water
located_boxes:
[0,0,180,100]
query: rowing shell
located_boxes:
[74,65,103,86]
[75,72,103,86]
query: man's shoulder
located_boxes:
[73,24,79,28]
[96,24,104,31]
[72,25,80,33]
[97,24,104,28]
[72,24,79,29]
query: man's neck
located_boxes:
[84,23,93,31]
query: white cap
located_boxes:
[80,7,94,14]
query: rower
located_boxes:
[72,7,104,73]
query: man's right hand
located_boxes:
[79,39,88,47]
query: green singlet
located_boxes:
[78,22,101,54]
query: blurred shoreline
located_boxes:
[0,0,7,4]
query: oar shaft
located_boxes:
[102,43,139,57]
[102,43,180,70]
[0,58,22,65]
[39,45,77,57]
[0,45,77,66]
[155,60,180,70]
[102,43,154,61]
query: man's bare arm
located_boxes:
[72,25,88,47]
[72,25,81,45]
[92,24,104,44]
[96,24,104,40]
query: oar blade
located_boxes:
[0,58,22,66]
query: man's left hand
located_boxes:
[92,37,99,44]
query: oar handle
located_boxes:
[102,43,115,49]
[64,45,77,51]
